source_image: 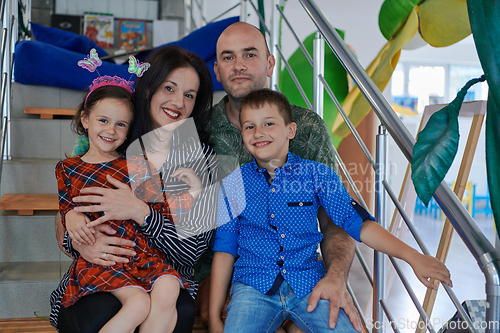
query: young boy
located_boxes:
[209,89,452,333]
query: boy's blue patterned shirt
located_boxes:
[213,152,374,298]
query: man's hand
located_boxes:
[307,271,361,331]
[73,223,137,266]
[55,212,74,259]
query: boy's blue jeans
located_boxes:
[224,281,358,333]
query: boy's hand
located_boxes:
[65,210,95,245]
[409,252,452,289]
[171,167,202,200]
[208,317,224,333]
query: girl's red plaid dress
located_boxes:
[56,155,193,307]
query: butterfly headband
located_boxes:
[78,48,151,107]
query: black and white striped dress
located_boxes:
[50,132,219,329]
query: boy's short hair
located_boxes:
[240,89,293,125]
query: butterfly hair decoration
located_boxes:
[78,48,103,74]
[79,48,150,107]
[128,55,151,77]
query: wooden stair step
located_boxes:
[0,194,58,215]
[24,107,76,119]
[0,318,56,332]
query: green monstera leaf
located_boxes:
[411,76,485,206]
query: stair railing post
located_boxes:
[313,31,324,117]
[183,0,191,35]
[2,0,12,160]
[374,125,388,332]
[25,0,31,39]
[240,0,247,22]
[11,0,16,42]
[270,0,279,91]
[199,0,206,26]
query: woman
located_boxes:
[51,45,219,333]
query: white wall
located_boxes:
[56,0,158,21]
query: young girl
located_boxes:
[56,77,202,333]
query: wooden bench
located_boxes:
[24,107,76,119]
[0,317,208,332]
[0,194,58,215]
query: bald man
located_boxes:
[205,22,361,333]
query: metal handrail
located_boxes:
[384,179,479,333]
[183,0,500,330]
[1,0,14,165]
[274,45,312,110]
[324,60,479,330]
[207,3,240,24]
[276,4,313,67]
[298,0,499,329]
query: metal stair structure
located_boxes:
[0,82,83,319]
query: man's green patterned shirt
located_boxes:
[208,95,340,180]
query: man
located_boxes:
[204,22,361,332]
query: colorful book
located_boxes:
[119,19,147,51]
[83,12,114,48]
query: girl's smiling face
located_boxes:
[150,66,200,128]
[81,98,133,161]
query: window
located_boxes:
[391,63,487,114]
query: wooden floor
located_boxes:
[0,318,56,333]
[0,317,208,332]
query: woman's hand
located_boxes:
[73,174,151,227]
[73,223,137,266]
[171,167,202,200]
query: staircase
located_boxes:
[0,82,82,319]
[0,82,216,332]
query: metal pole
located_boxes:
[2,0,11,160]
[298,0,499,326]
[240,0,247,22]
[189,0,196,31]
[195,0,206,26]
[275,45,312,110]
[270,0,279,91]
[374,125,388,332]
[207,3,241,24]
[5,0,12,159]
[184,0,191,35]
[10,0,15,42]
[313,31,324,117]
[26,0,31,39]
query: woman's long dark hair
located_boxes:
[127,45,213,147]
